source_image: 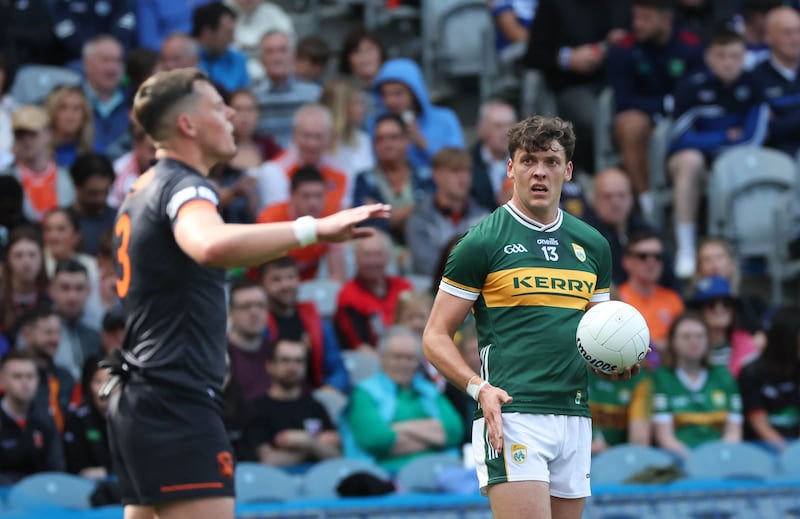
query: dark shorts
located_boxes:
[107,379,235,506]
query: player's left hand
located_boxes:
[317,203,391,242]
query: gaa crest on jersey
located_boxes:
[572,243,587,262]
[511,443,527,464]
[712,390,726,407]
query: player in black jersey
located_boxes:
[108,68,389,519]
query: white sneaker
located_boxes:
[674,254,696,279]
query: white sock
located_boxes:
[638,192,654,218]
[675,222,696,258]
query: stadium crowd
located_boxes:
[0,0,799,504]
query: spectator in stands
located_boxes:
[691,237,768,348]
[335,231,412,350]
[755,6,800,156]
[228,89,281,171]
[0,350,64,485]
[222,350,255,461]
[248,339,341,466]
[738,305,800,450]
[608,0,704,216]
[18,307,74,433]
[371,58,465,168]
[0,227,50,346]
[109,120,156,209]
[251,29,322,147]
[443,320,481,445]
[394,291,433,339]
[125,47,160,96]
[226,0,295,81]
[257,166,346,281]
[81,35,129,157]
[100,311,124,354]
[689,276,758,378]
[343,325,463,473]
[158,32,201,71]
[44,85,95,169]
[321,77,375,182]
[489,0,538,54]
[41,209,102,323]
[226,279,273,401]
[739,0,781,70]
[469,99,516,212]
[0,177,28,245]
[0,0,55,80]
[95,231,120,315]
[261,256,350,394]
[405,148,488,277]
[49,260,102,380]
[674,0,737,42]
[791,173,800,260]
[2,105,75,222]
[51,0,136,67]
[352,114,434,244]
[618,230,684,357]
[584,168,679,291]
[524,0,630,173]
[67,153,117,256]
[193,2,249,92]
[589,368,652,454]
[252,104,349,213]
[63,356,113,478]
[0,52,16,167]
[668,28,768,278]
[208,160,259,223]
[136,0,215,51]
[337,28,386,120]
[652,312,743,458]
[295,36,331,85]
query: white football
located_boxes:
[576,301,650,374]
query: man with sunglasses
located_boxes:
[618,229,684,355]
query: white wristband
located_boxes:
[292,216,317,246]
[466,378,489,402]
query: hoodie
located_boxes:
[370,59,465,168]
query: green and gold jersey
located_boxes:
[588,369,653,446]
[440,204,612,418]
[652,365,742,448]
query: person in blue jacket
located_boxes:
[667,28,768,279]
[368,58,465,168]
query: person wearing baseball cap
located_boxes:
[0,105,75,222]
[690,275,759,377]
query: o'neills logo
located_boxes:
[577,337,617,373]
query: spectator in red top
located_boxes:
[257,166,345,281]
[335,230,412,350]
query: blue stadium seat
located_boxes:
[394,452,463,493]
[777,440,800,480]
[591,444,677,484]
[684,441,777,481]
[7,472,95,512]
[10,65,82,106]
[235,462,300,503]
[301,457,389,499]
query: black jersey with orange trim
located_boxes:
[112,158,226,400]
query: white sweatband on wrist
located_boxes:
[466,378,489,402]
[292,216,317,246]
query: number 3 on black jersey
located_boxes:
[115,213,131,298]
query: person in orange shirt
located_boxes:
[257,165,345,281]
[1,106,75,222]
[617,229,684,362]
[251,103,350,215]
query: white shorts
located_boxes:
[472,413,592,499]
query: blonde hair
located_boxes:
[394,291,433,325]
[45,85,94,155]
[320,77,361,151]
[692,237,741,294]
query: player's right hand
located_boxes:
[317,203,391,242]
[479,384,513,452]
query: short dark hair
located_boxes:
[338,28,386,76]
[0,349,38,370]
[70,152,116,187]
[742,0,781,17]
[133,68,210,142]
[228,278,263,307]
[17,306,59,331]
[192,2,236,38]
[625,229,663,254]
[296,36,331,66]
[54,259,89,278]
[260,255,297,278]
[43,207,81,234]
[374,113,408,135]
[507,115,576,160]
[291,166,325,192]
[102,311,125,333]
[709,27,746,47]
[632,0,674,11]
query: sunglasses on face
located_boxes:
[629,251,664,262]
